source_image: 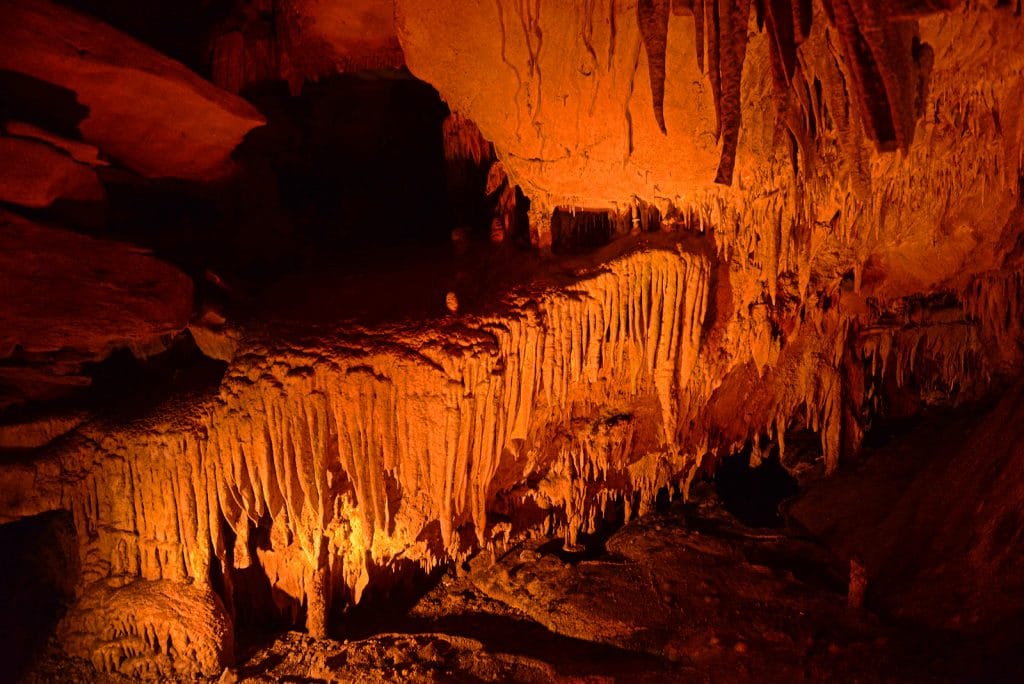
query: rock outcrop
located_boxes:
[0,0,265,180]
[6,228,1024,675]
[0,136,104,208]
[58,578,233,678]
[396,0,1022,301]
[211,0,404,94]
[0,211,193,408]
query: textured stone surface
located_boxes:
[58,578,233,678]
[0,0,265,180]
[211,0,403,94]
[2,1,1024,677]
[466,497,894,681]
[396,0,1022,303]
[0,136,104,208]
[790,380,1024,632]
[0,211,193,357]
[5,227,1024,674]
[0,211,193,409]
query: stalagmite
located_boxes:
[58,579,233,678]
[5,0,1024,678]
[3,245,716,672]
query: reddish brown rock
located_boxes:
[211,0,403,94]
[0,136,104,208]
[0,211,193,357]
[0,0,265,180]
[0,411,87,449]
[4,121,108,167]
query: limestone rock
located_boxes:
[465,497,893,680]
[234,631,559,682]
[0,211,193,357]
[0,211,193,409]
[1,244,712,642]
[58,578,233,678]
[396,0,1023,304]
[0,411,87,449]
[790,379,1024,631]
[0,136,104,208]
[4,121,108,167]
[211,0,404,94]
[0,0,265,180]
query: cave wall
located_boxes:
[1,0,1023,678]
[396,1,1023,299]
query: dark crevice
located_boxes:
[0,511,78,684]
[714,444,800,528]
[0,70,89,138]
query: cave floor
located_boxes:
[22,499,1019,684]
[22,494,1013,683]
[23,407,1024,684]
[224,485,1019,683]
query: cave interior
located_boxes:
[1,0,1024,681]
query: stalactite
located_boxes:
[635,0,961,183]
[23,247,711,673]
[442,111,493,166]
[638,0,671,133]
[705,0,724,139]
[714,0,754,185]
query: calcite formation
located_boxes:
[3,246,710,667]
[396,0,1022,277]
[2,0,1024,677]
[58,578,233,678]
[7,233,1024,676]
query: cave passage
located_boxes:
[2,0,1024,681]
[714,447,800,528]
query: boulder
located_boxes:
[0,136,104,208]
[0,211,193,357]
[0,0,265,180]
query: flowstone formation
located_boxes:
[4,244,714,675]
[2,0,1024,679]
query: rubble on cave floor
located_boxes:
[228,476,1022,683]
[22,443,1024,682]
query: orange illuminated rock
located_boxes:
[0,411,87,449]
[0,243,712,663]
[0,0,265,180]
[58,578,233,678]
[396,0,1022,303]
[6,223,1024,674]
[3,1,1024,676]
[0,136,104,208]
